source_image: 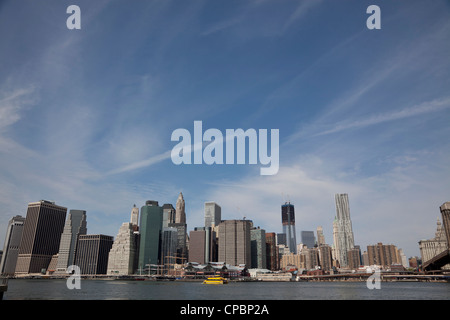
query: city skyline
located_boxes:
[2,193,447,265]
[1,0,450,261]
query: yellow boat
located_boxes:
[203,276,228,284]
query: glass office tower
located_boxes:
[281,202,297,254]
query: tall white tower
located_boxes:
[333,194,355,267]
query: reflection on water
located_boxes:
[4,279,450,300]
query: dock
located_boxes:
[0,277,8,300]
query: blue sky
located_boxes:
[1,0,450,259]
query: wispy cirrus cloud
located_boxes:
[0,87,36,131]
[315,97,450,136]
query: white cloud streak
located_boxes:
[315,97,450,136]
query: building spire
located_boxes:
[175,192,186,224]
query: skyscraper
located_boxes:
[332,194,355,268]
[218,219,252,266]
[316,226,326,246]
[162,203,175,229]
[301,231,316,248]
[205,202,221,228]
[250,227,267,269]
[265,232,278,271]
[130,204,139,231]
[175,192,186,224]
[0,215,25,275]
[169,192,188,263]
[161,227,178,269]
[56,210,87,273]
[138,200,163,270]
[189,227,217,264]
[15,200,67,275]
[75,234,113,275]
[107,222,139,275]
[281,202,297,254]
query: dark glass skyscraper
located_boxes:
[15,200,67,274]
[0,215,25,275]
[138,200,163,271]
[281,202,297,254]
[75,234,113,275]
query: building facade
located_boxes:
[218,220,252,267]
[318,244,333,271]
[75,234,113,275]
[419,217,450,269]
[130,205,139,231]
[316,226,326,246]
[189,227,217,264]
[15,200,67,275]
[107,222,139,275]
[205,202,222,228]
[0,215,25,275]
[301,231,316,248]
[161,227,178,269]
[138,200,163,270]
[281,202,297,254]
[333,194,355,267]
[250,227,267,269]
[366,242,401,268]
[265,232,278,271]
[56,209,87,273]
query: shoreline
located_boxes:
[6,273,450,283]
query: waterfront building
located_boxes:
[301,231,316,248]
[440,202,450,247]
[189,228,206,264]
[318,244,333,271]
[279,252,303,271]
[189,227,217,264]
[218,219,252,267]
[138,200,163,270]
[15,200,67,275]
[362,251,369,266]
[0,215,25,275]
[419,217,450,269]
[303,247,320,270]
[332,194,355,267]
[250,227,267,269]
[265,232,278,271]
[281,202,297,254]
[55,210,87,273]
[75,234,113,275]
[161,227,178,270]
[107,222,139,275]
[205,202,221,228]
[347,247,361,269]
[366,242,401,268]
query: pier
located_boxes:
[0,277,7,300]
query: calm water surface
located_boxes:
[4,279,450,300]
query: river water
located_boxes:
[4,278,450,300]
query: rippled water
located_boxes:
[4,279,450,300]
